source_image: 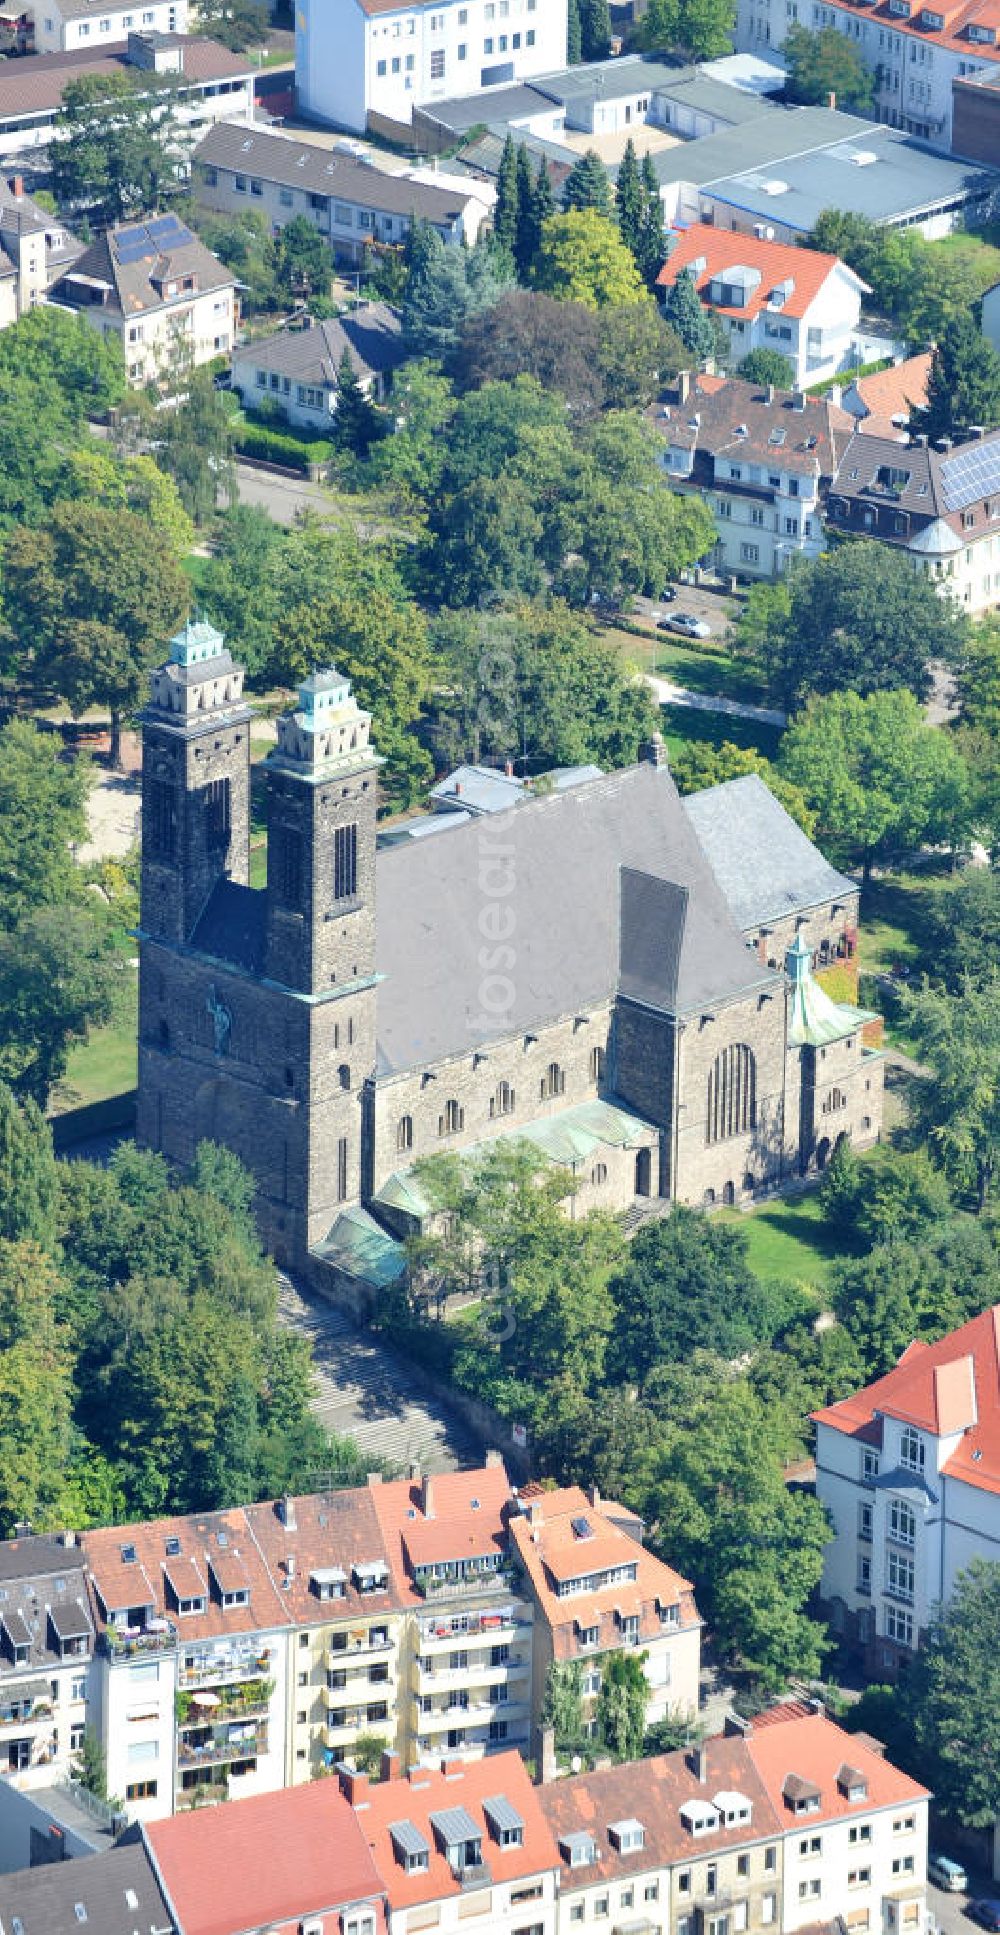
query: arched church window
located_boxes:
[439,1099,464,1137]
[706,1043,756,1145]
[540,1062,565,1100]
[338,1064,351,1091]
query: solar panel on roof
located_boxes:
[571,1514,594,1539]
[940,440,1000,512]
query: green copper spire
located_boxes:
[786,930,877,1047]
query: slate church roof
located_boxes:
[373,762,778,1075]
[683,774,856,933]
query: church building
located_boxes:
[136,621,883,1303]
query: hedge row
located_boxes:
[234,419,332,472]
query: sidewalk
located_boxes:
[646,674,787,728]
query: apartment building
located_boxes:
[827,424,1000,615]
[840,351,933,439]
[296,0,568,136]
[194,122,491,265]
[656,226,868,390]
[734,0,1000,150]
[0,34,255,161]
[83,1511,291,1823]
[31,0,186,53]
[508,1485,702,1762]
[50,210,235,385]
[814,1302,1000,1675]
[542,1707,928,1935]
[649,372,854,581]
[746,1706,928,1935]
[0,1533,93,1791]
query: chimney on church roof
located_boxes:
[640,730,669,769]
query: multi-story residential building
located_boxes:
[814,1302,1000,1675]
[746,1705,929,1935]
[0,172,81,325]
[295,0,567,136]
[508,1485,702,1762]
[656,227,869,391]
[31,0,187,53]
[0,34,255,162]
[0,1533,93,1791]
[734,0,1000,149]
[51,209,235,385]
[827,424,1000,614]
[83,1511,291,1822]
[649,371,854,581]
[953,60,1000,158]
[542,1730,786,1935]
[194,122,492,265]
[370,1464,536,1771]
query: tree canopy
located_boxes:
[670,739,817,835]
[911,1560,1000,1827]
[50,71,181,223]
[535,210,649,310]
[915,315,1000,442]
[783,24,874,110]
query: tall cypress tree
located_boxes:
[615,137,643,258]
[494,132,519,257]
[579,0,612,58]
[637,151,668,287]
[662,266,717,360]
[513,142,536,281]
[567,0,583,61]
[522,157,555,280]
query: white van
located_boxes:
[928,1855,968,1892]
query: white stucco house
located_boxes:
[31,0,186,52]
[295,0,568,135]
[814,1302,1000,1676]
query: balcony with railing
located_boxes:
[324,1712,394,1750]
[413,1568,518,1602]
[414,1652,530,1692]
[177,1723,268,1769]
[101,1620,177,1662]
[417,1605,530,1650]
[178,1643,274,1688]
[326,1633,394,1670]
[415,1697,529,1735]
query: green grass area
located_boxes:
[597,623,769,704]
[858,872,932,980]
[718,1188,856,1290]
[660,703,783,764]
[182,554,213,597]
[250,838,268,888]
[56,976,138,1110]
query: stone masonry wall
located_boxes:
[672,984,791,1206]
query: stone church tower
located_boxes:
[137,627,381,1264]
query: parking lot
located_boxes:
[633,580,742,639]
[929,1861,1000,1935]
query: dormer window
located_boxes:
[310,1567,347,1602]
[221,1586,249,1609]
[179,1595,206,1615]
[783,1775,822,1814]
[390,1821,431,1873]
[342,1912,376,1935]
[561,1831,598,1869]
[430,1807,482,1876]
[837,1764,869,1803]
[484,1797,524,1848]
[352,1561,389,1595]
[900,1428,924,1474]
[680,1799,721,1836]
[713,1791,752,1827]
[610,1819,645,1854]
[658,1600,680,1629]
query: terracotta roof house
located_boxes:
[509,1485,701,1762]
[656,224,868,389]
[841,353,933,440]
[813,1302,1000,1672]
[50,210,235,386]
[827,423,1000,615]
[0,33,255,165]
[648,370,854,580]
[145,1777,388,1935]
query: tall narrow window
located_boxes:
[439,1100,464,1137]
[490,1081,514,1119]
[706,1044,756,1144]
[334,823,357,901]
[203,777,231,849]
[273,824,302,905]
[589,1046,606,1083]
[146,779,175,858]
[336,1135,348,1202]
[397,1115,413,1154]
[540,1062,565,1100]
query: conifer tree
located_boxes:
[494,132,519,257]
[637,152,668,287]
[564,148,613,217]
[615,137,643,258]
[579,0,612,58]
[662,265,717,359]
[567,0,583,60]
[333,346,381,458]
[513,142,536,281]
[522,158,555,281]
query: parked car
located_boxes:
[928,1856,968,1893]
[659,585,677,602]
[663,612,712,640]
[969,1904,1000,1930]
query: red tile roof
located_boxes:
[352,1750,557,1911]
[746,1709,929,1820]
[244,1484,402,1625]
[655,223,865,322]
[509,1487,699,1659]
[808,0,1000,66]
[813,1304,1000,1495]
[848,352,932,436]
[145,1779,387,1935]
[369,1464,513,1602]
[82,1510,289,1645]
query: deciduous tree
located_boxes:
[50,70,181,223]
[911,1560,1000,1827]
[597,1651,649,1762]
[784,24,874,110]
[904,976,1000,1211]
[738,347,795,388]
[670,739,817,835]
[536,209,648,309]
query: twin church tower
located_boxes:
[138,619,381,1263]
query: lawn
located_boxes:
[718,1188,856,1291]
[597,623,770,707]
[55,976,138,1110]
[660,703,783,764]
[935,230,1000,297]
